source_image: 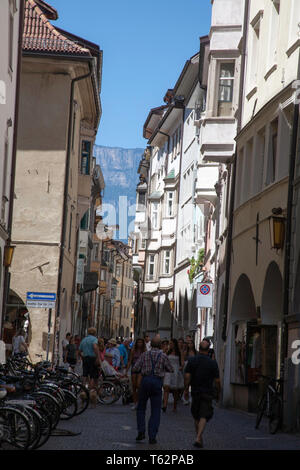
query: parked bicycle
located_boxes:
[0,355,90,450]
[255,374,283,434]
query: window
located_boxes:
[164,250,171,275]
[138,192,146,209]
[253,128,265,194]
[116,264,121,277]
[148,254,155,281]
[152,202,159,229]
[218,62,235,116]
[81,140,91,175]
[141,236,146,249]
[266,0,280,72]
[167,192,174,217]
[94,243,99,261]
[288,0,300,50]
[249,14,261,89]
[80,210,89,230]
[266,119,278,185]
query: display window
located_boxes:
[231,321,278,385]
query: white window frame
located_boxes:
[151,202,159,229]
[166,191,174,217]
[164,250,171,275]
[217,61,235,117]
[148,254,155,281]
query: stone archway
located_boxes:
[158,297,171,339]
[183,289,189,331]
[261,261,283,324]
[231,274,257,322]
[119,325,125,338]
[148,302,157,333]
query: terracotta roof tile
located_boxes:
[23,0,91,56]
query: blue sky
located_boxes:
[49,0,212,149]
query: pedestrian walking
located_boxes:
[125,338,146,410]
[78,327,100,389]
[118,338,129,372]
[98,337,105,362]
[183,338,198,405]
[66,335,77,370]
[162,338,184,412]
[144,334,151,351]
[203,336,216,360]
[62,332,71,364]
[161,339,169,354]
[105,338,121,369]
[184,340,221,448]
[12,329,28,357]
[133,336,174,444]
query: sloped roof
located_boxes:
[23,0,91,56]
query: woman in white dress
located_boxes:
[162,339,184,412]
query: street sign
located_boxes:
[26,292,56,309]
[197,283,213,308]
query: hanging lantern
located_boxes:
[3,245,16,267]
[269,216,285,249]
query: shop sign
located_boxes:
[196,283,213,308]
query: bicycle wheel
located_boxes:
[60,390,78,420]
[255,394,267,429]
[98,381,118,405]
[269,396,282,434]
[31,392,61,430]
[66,382,90,415]
[32,404,52,449]
[0,406,31,450]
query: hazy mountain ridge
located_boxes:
[94,145,143,195]
[94,145,144,240]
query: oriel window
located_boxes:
[218,62,235,116]
[81,140,91,175]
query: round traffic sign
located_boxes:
[200,284,210,295]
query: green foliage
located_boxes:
[187,248,205,283]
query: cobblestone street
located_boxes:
[41,398,300,451]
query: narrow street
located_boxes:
[41,399,300,451]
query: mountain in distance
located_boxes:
[94,145,144,241]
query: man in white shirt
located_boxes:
[62,332,71,363]
[144,334,151,351]
[12,329,28,356]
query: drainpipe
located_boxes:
[1,0,25,336]
[54,61,93,364]
[222,0,250,341]
[172,107,185,337]
[281,50,300,381]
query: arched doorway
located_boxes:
[2,289,30,355]
[158,297,171,339]
[183,289,189,332]
[148,302,156,334]
[260,262,282,379]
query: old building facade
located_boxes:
[2,0,102,361]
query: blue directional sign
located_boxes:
[26,292,56,309]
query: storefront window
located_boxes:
[231,321,277,385]
[231,321,247,384]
